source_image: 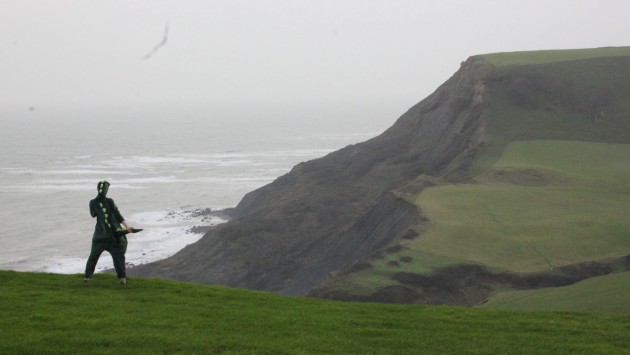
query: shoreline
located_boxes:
[41,207,232,275]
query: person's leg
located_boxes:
[108,236,128,283]
[84,240,106,280]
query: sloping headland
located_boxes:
[132,47,630,309]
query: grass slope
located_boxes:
[484,271,630,313]
[413,140,630,272]
[2,271,630,354]
[478,46,630,66]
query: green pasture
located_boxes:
[479,46,630,67]
[2,271,630,354]
[412,140,630,272]
[494,140,630,189]
[472,49,630,176]
[413,185,629,272]
[484,271,630,313]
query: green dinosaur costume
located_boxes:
[84,181,128,280]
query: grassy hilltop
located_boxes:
[311,47,630,310]
[1,271,630,354]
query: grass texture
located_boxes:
[413,140,630,272]
[1,271,630,354]
[484,271,630,313]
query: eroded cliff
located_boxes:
[131,57,490,294]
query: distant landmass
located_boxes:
[132,47,630,309]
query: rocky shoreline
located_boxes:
[184,207,234,235]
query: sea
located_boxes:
[0,105,394,275]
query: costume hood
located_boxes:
[97,180,110,199]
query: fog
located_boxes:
[1,0,629,123]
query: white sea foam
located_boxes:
[131,156,210,165]
[8,184,96,191]
[117,176,179,184]
[100,156,210,168]
[213,159,254,166]
[1,183,139,191]
[35,178,111,185]
[44,208,227,274]
[318,132,380,140]
[41,169,133,175]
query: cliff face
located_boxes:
[131,57,490,294]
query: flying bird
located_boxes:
[142,24,169,60]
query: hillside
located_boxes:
[312,140,630,306]
[2,271,630,354]
[132,47,630,308]
[483,271,630,313]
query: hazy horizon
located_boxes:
[2,0,630,125]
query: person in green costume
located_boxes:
[84,180,134,284]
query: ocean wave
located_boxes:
[1,175,184,192]
[1,183,140,191]
[0,168,133,176]
[44,208,227,274]
[117,176,179,184]
[102,156,210,167]
[318,132,380,140]
[43,169,133,175]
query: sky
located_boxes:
[1,0,629,122]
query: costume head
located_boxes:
[97,180,110,198]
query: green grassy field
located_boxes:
[471,47,630,177]
[413,140,630,272]
[1,271,630,354]
[478,46,630,66]
[492,140,630,189]
[484,271,630,313]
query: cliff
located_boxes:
[132,47,630,304]
[131,56,489,294]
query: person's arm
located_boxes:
[89,201,97,218]
[121,220,133,233]
[110,199,132,232]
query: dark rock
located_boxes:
[131,57,489,294]
[401,229,419,240]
